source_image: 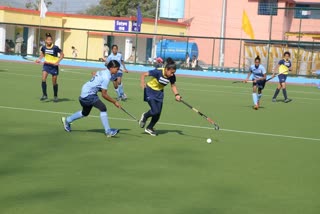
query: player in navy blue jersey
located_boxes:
[106,45,128,101]
[61,60,121,138]
[139,58,182,136]
[36,33,64,102]
[271,51,292,103]
[244,56,267,110]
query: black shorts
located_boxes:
[253,79,266,90]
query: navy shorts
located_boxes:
[79,94,100,106]
[253,79,266,90]
[111,72,123,81]
[278,74,287,83]
[43,64,59,76]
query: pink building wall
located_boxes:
[183,0,320,67]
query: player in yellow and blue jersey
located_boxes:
[244,56,267,110]
[139,58,182,136]
[271,51,292,103]
[36,33,64,102]
[106,45,128,101]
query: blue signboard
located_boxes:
[132,21,141,32]
[114,20,129,32]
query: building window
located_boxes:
[294,4,320,19]
[258,0,278,16]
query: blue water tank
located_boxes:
[156,40,199,61]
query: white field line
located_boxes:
[1,72,319,102]
[0,105,319,142]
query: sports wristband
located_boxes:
[175,93,180,97]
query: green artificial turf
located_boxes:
[0,61,319,214]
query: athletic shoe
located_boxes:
[53,96,58,102]
[139,112,147,128]
[40,95,48,101]
[284,98,292,103]
[253,105,259,110]
[121,93,127,101]
[145,128,157,136]
[61,117,71,132]
[106,128,120,137]
[272,98,277,102]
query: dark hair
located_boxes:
[165,57,176,70]
[104,43,108,46]
[105,60,120,69]
[284,51,291,57]
[45,33,52,38]
[255,56,261,62]
[71,46,75,49]
[111,45,118,49]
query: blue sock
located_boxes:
[118,83,124,96]
[257,94,262,101]
[67,111,83,123]
[115,88,121,98]
[252,93,258,105]
[100,112,110,133]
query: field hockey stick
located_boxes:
[232,80,253,84]
[120,107,139,122]
[266,70,288,82]
[180,100,220,130]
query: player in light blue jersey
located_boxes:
[245,56,267,110]
[106,45,128,101]
[61,60,122,137]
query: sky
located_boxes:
[0,0,100,13]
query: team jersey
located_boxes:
[80,70,111,98]
[278,59,291,75]
[147,68,176,91]
[145,68,176,102]
[106,53,124,72]
[41,44,62,64]
[249,64,266,80]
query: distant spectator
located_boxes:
[127,46,137,62]
[15,33,24,55]
[5,39,14,53]
[71,46,78,58]
[185,53,190,69]
[155,57,163,68]
[191,55,198,70]
[103,43,109,58]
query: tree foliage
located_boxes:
[85,0,157,18]
[25,0,52,10]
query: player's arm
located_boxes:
[140,72,149,89]
[91,71,97,76]
[101,89,121,108]
[272,62,281,77]
[121,60,128,73]
[36,52,44,63]
[55,51,64,66]
[171,84,181,101]
[245,70,252,83]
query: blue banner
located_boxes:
[114,20,129,32]
[132,21,141,32]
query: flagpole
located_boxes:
[38,18,41,56]
[152,0,160,59]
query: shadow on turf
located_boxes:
[40,98,74,103]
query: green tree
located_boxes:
[25,0,52,10]
[85,0,157,18]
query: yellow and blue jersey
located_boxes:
[41,44,62,64]
[145,68,176,102]
[278,59,291,75]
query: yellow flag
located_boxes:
[242,10,254,39]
